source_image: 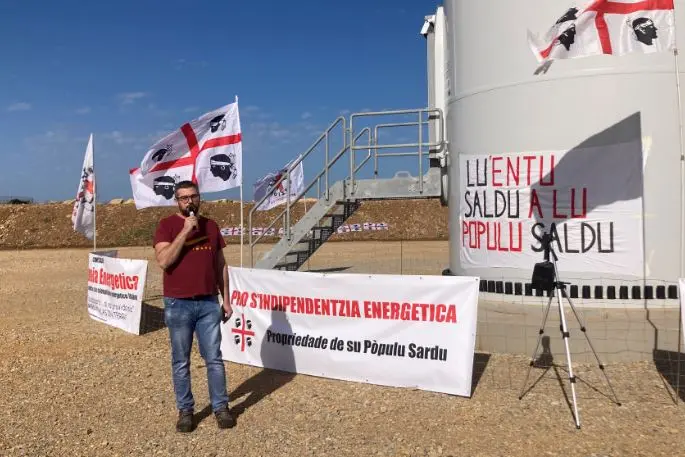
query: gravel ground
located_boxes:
[2,243,685,456]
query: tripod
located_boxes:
[518,232,622,429]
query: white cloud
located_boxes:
[117,92,148,105]
[101,128,174,150]
[301,111,312,120]
[147,103,170,117]
[103,130,139,145]
[174,58,209,70]
[241,105,271,121]
[22,128,85,154]
[183,106,199,113]
[75,106,91,115]
[7,102,31,112]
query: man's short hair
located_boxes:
[174,180,198,195]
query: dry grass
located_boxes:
[0,198,448,250]
[2,243,685,456]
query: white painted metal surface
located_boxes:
[441,0,685,305]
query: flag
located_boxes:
[253,155,305,211]
[128,164,194,209]
[194,102,243,192]
[528,0,676,64]
[130,100,243,208]
[71,134,95,239]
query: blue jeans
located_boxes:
[163,296,229,413]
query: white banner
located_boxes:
[253,155,305,211]
[220,222,389,237]
[72,134,95,239]
[87,253,148,335]
[220,268,480,397]
[458,140,643,275]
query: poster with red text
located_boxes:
[220,267,480,397]
[458,140,644,276]
[87,253,148,335]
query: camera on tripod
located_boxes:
[531,232,556,292]
[519,228,622,429]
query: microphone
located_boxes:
[188,208,197,231]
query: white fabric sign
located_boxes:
[87,253,148,335]
[528,1,675,64]
[71,134,95,239]
[220,267,480,397]
[221,222,389,237]
[458,140,643,276]
[253,155,305,211]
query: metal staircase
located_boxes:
[248,108,446,271]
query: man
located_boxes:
[153,180,235,432]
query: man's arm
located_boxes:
[155,229,190,270]
[154,216,197,270]
[216,249,232,319]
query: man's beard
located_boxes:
[180,204,197,217]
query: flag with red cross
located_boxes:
[528,0,676,64]
[129,100,243,209]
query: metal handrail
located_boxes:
[353,127,372,174]
[349,108,444,193]
[248,116,346,266]
[248,107,445,267]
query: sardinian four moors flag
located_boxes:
[129,101,243,209]
[72,133,95,239]
[528,0,676,64]
[253,155,305,211]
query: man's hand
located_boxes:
[222,302,233,321]
[183,214,198,234]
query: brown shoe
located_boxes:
[176,410,194,433]
[214,406,235,429]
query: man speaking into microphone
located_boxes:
[153,180,234,433]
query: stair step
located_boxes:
[334,200,360,218]
[311,226,335,242]
[274,261,300,271]
[311,226,335,238]
[320,213,345,231]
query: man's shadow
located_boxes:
[230,307,297,418]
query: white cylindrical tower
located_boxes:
[442,0,684,305]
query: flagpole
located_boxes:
[240,182,244,268]
[235,94,245,268]
[673,2,684,405]
[92,133,97,252]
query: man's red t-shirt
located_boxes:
[153,214,227,298]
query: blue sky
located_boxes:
[0,0,441,203]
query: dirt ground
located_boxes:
[2,242,685,457]
[0,198,449,250]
